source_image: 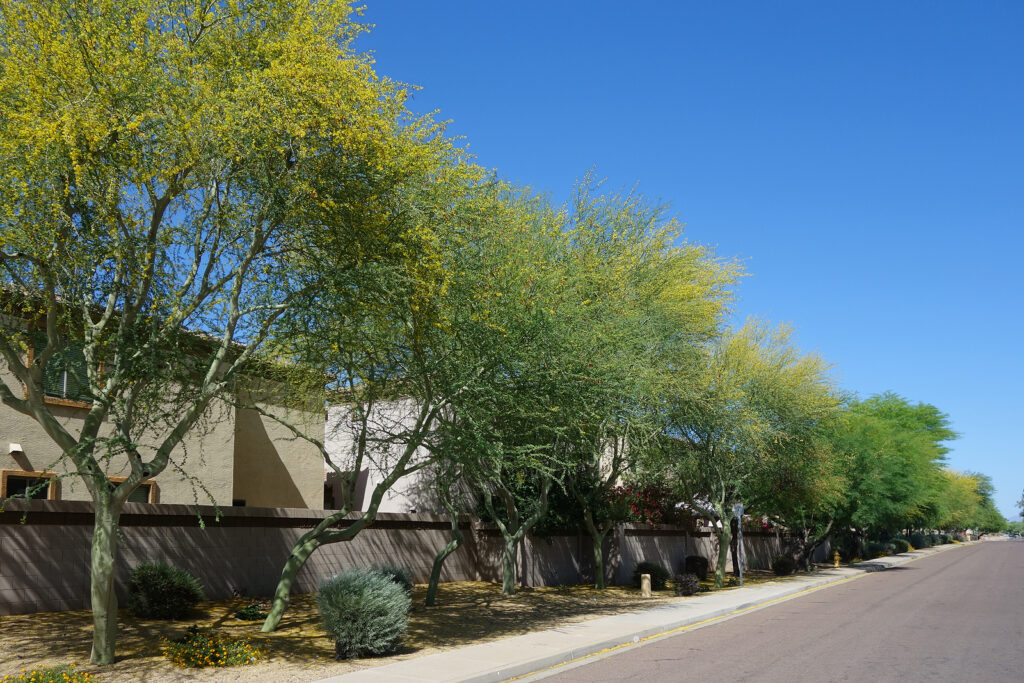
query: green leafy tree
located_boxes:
[829,394,956,552]
[555,183,739,589]
[255,165,485,630]
[0,0,458,662]
[424,179,730,595]
[434,188,579,596]
[763,432,849,570]
[660,322,840,588]
[961,472,1005,532]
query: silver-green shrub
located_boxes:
[372,563,414,593]
[316,569,411,659]
[890,537,912,553]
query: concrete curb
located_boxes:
[317,541,972,683]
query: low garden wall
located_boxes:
[0,500,788,615]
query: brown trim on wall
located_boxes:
[0,500,475,531]
[623,526,692,537]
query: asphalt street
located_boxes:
[537,541,1024,682]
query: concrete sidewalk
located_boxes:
[318,542,970,683]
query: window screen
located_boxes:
[34,336,91,402]
[126,484,152,504]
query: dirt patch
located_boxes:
[0,573,782,682]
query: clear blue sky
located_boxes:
[357,1,1023,520]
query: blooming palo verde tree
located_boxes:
[0,0,460,664]
[658,322,841,588]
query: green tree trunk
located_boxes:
[425,518,464,607]
[713,507,733,589]
[582,510,610,589]
[481,477,551,596]
[262,530,323,632]
[89,499,122,665]
[501,539,518,595]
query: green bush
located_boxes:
[866,541,894,559]
[953,533,968,543]
[940,533,953,544]
[234,602,268,621]
[372,563,414,594]
[632,560,670,591]
[673,572,700,596]
[127,562,204,619]
[164,626,263,667]
[830,534,861,561]
[929,533,942,546]
[890,538,912,553]
[682,555,709,580]
[317,568,411,659]
[0,665,100,682]
[771,555,797,576]
[909,532,930,549]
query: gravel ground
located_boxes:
[0,580,717,682]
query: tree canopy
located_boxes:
[0,0,465,663]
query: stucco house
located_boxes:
[0,359,326,510]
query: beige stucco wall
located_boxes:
[0,360,237,505]
[231,386,325,509]
[0,365,323,509]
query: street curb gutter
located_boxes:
[501,542,972,683]
[318,542,972,683]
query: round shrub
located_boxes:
[771,555,797,576]
[866,541,893,559]
[234,602,268,621]
[127,562,204,619]
[940,533,953,544]
[909,532,929,549]
[682,555,709,581]
[317,568,411,659]
[673,572,700,596]
[372,563,414,594]
[890,538,912,553]
[632,560,670,591]
[929,533,942,546]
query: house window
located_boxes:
[108,476,158,504]
[31,336,91,403]
[1,470,58,500]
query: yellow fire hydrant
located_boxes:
[833,550,840,568]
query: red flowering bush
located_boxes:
[605,483,677,526]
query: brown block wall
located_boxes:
[0,500,786,615]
